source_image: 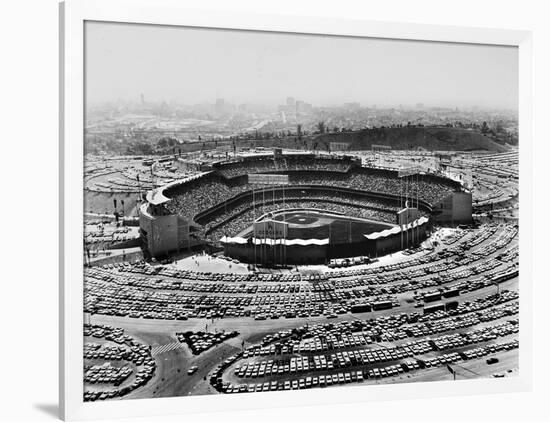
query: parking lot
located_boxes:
[83,220,519,400]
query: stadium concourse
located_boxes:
[83,150,519,401]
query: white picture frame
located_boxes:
[60,0,533,420]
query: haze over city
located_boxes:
[85,21,518,110]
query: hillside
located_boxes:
[314,126,510,152]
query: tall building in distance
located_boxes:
[344,102,361,111]
[296,100,313,114]
[278,97,313,119]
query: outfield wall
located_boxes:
[222,217,429,266]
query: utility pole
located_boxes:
[446,364,456,381]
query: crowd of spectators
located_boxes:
[164,176,249,221]
[204,194,401,242]
[215,155,353,179]
[162,162,457,226]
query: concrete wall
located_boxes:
[375,223,427,255]
[139,206,191,257]
[224,242,327,265]
[452,192,473,224]
[433,192,473,225]
[223,221,429,266]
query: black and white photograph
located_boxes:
[81,20,520,403]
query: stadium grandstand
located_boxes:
[139,150,472,263]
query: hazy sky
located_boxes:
[85,21,518,109]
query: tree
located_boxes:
[157,137,177,148]
[481,121,489,134]
[132,142,153,155]
[317,121,326,134]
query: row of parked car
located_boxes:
[461,339,519,359]
[84,362,133,385]
[219,338,519,394]
[91,225,508,294]
[234,318,517,380]
[88,266,305,294]
[431,320,518,351]
[84,343,129,361]
[83,359,156,403]
[407,300,518,338]
[413,289,518,324]
[86,257,516,322]
[239,293,518,364]
[234,341,433,379]
[117,260,302,283]
[83,222,517,321]
[83,324,157,402]
[441,229,470,246]
[323,224,512,280]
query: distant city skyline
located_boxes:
[88,96,516,112]
[85,21,519,111]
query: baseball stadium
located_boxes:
[139,151,471,265]
[83,148,518,402]
[79,19,521,405]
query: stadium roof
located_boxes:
[146,188,170,206]
[145,172,212,206]
[364,216,429,240]
[220,236,329,246]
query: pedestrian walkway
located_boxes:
[151,342,183,356]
